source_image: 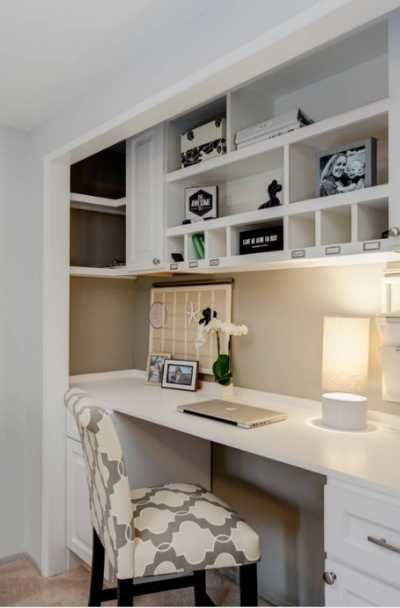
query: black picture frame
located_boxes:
[185,186,218,222]
[316,138,377,198]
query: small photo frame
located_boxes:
[185,186,218,222]
[146,352,171,385]
[162,359,198,392]
[317,138,377,198]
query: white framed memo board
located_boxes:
[149,283,232,374]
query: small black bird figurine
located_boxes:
[258,179,282,209]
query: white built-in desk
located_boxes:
[67,370,400,606]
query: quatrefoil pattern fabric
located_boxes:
[131,483,260,577]
[65,388,260,581]
[65,388,135,580]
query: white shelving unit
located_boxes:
[158,21,400,274]
[69,266,134,279]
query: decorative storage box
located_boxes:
[239,225,284,255]
[181,118,226,167]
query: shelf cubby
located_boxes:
[357,199,389,242]
[228,21,387,152]
[167,236,185,264]
[167,96,226,172]
[166,161,284,231]
[320,205,352,246]
[185,232,206,261]
[206,228,228,259]
[289,111,388,204]
[288,212,316,250]
[228,218,284,257]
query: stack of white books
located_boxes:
[235,109,313,150]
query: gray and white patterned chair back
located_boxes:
[65,388,134,580]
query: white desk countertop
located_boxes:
[71,371,400,500]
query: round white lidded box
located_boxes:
[321,392,368,431]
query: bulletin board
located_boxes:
[148,283,232,374]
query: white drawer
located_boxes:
[325,482,400,589]
[325,559,400,606]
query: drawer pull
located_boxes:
[367,536,400,554]
[323,571,337,585]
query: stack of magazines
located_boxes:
[235,109,313,150]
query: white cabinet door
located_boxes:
[66,438,92,565]
[324,560,400,606]
[126,125,166,272]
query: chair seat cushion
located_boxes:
[131,483,260,578]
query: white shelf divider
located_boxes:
[70,193,126,208]
[70,266,135,279]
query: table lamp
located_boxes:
[321,316,370,431]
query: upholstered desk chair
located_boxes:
[65,388,261,607]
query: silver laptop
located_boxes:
[177,399,287,429]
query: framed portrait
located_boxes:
[185,186,218,222]
[317,138,377,198]
[146,352,171,385]
[161,359,199,392]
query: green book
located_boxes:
[192,233,205,259]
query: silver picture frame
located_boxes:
[162,359,198,392]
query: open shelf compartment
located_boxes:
[167,96,227,172]
[320,205,352,246]
[289,212,316,250]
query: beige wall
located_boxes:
[130,264,395,414]
[69,277,136,375]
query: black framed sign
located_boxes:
[185,186,218,222]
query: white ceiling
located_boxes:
[0,0,320,131]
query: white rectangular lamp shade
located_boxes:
[321,316,370,430]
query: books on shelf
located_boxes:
[235,109,313,149]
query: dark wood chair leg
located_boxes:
[194,570,208,606]
[239,563,258,607]
[117,578,134,607]
[89,528,105,606]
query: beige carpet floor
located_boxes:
[0,558,267,607]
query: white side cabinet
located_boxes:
[324,480,400,606]
[66,438,92,566]
[126,125,166,272]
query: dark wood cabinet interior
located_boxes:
[70,209,126,268]
[71,142,126,199]
[70,142,126,267]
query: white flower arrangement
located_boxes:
[195,318,248,353]
[201,319,248,337]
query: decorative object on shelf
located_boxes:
[382,226,400,239]
[196,312,248,386]
[317,138,377,197]
[182,219,191,225]
[171,252,184,262]
[320,316,370,431]
[162,359,198,391]
[258,179,282,209]
[235,108,313,150]
[146,352,171,385]
[149,301,167,329]
[185,186,218,222]
[239,224,284,255]
[181,118,226,167]
[192,233,205,259]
